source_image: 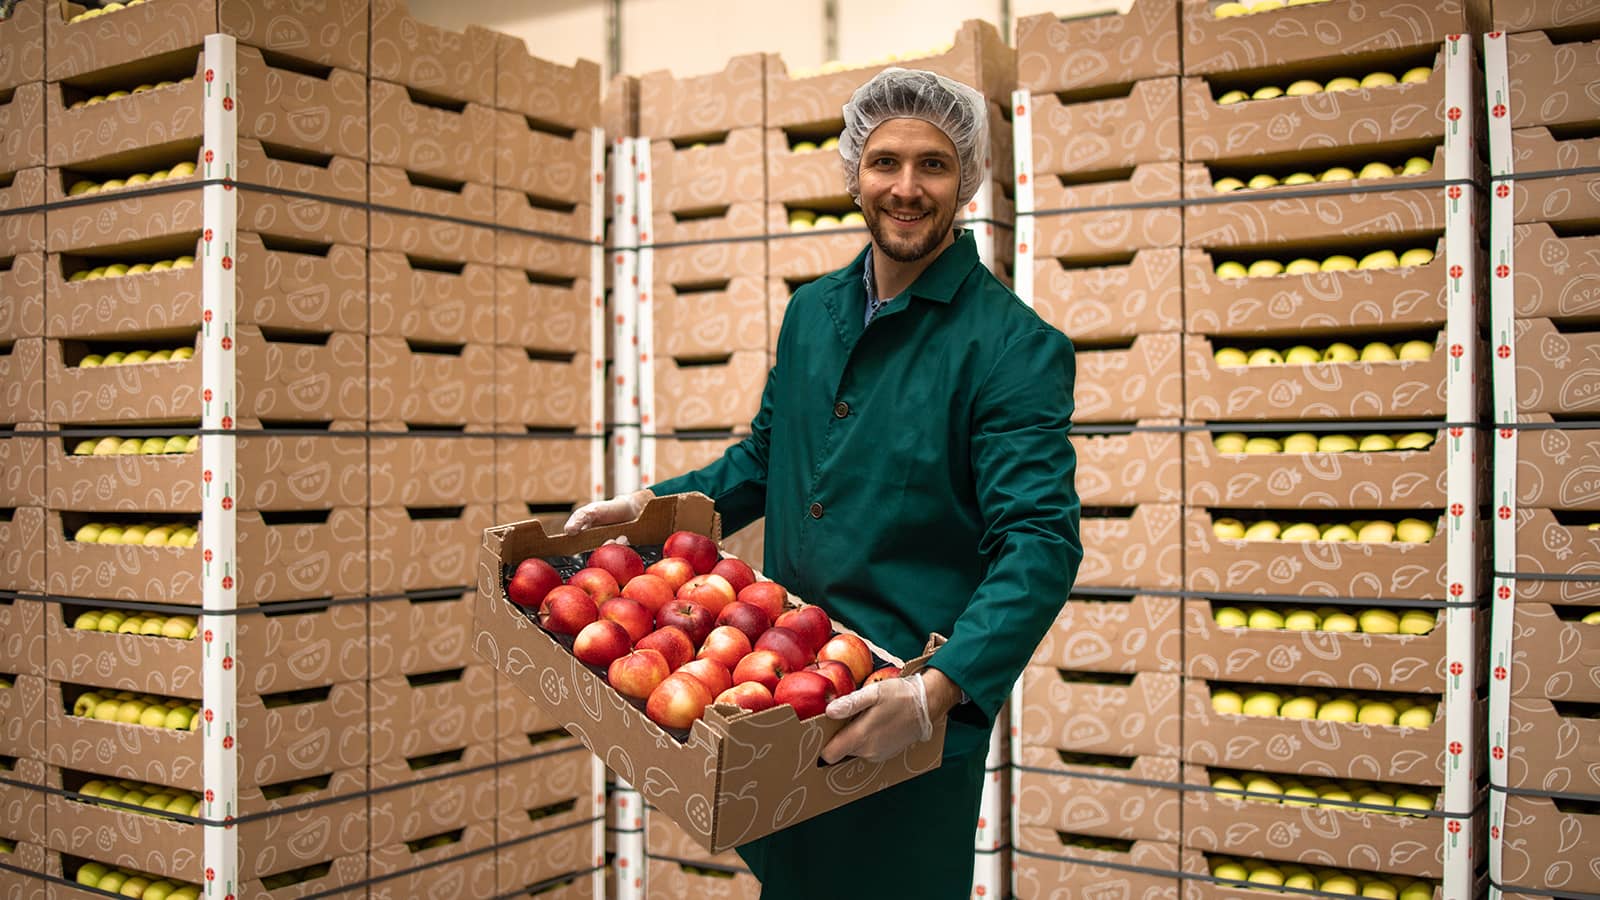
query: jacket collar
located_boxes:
[823,229,979,345]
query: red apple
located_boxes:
[731,649,789,693]
[636,626,695,671]
[775,606,831,654]
[808,659,855,697]
[663,530,719,574]
[710,557,756,595]
[620,573,675,616]
[817,633,873,685]
[538,585,598,635]
[697,625,752,670]
[644,557,694,592]
[737,581,788,622]
[567,567,620,603]
[656,599,714,648]
[713,682,775,712]
[587,543,645,586]
[774,670,836,721]
[677,573,736,616]
[508,558,562,608]
[714,601,771,646]
[753,626,811,673]
[863,665,900,686]
[607,648,670,700]
[645,672,713,730]
[676,657,733,697]
[573,619,632,668]
[598,597,653,644]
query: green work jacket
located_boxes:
[651,229,1083,758]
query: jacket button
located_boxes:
[833,401,850,418]
[809,502,824,519]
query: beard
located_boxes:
[863,199,959,264]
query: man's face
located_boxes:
[856,118,961,264]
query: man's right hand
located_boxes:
[563,489,655,535]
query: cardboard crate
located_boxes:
[0,841,47,900]
[495,190,594,246]
[1071,428,1183,507]
[44,0,367,80]
[1181,678,1477,786]
[494,105,594,211]
[1012,835,1182,897]
[0,177,44,257]
[46,232,367,341]
[766,19,1014,126]
[369,431,493,507]
[0,674,44,759]
[44,598,368,697]
[370,589,477,679]
[1504,696,1600,796]
[495,33,601,131]
[0,757,45,838]
[1508,600,1600,703]
[1506,30,1600,131]
[368,741,498,848]
[1186,508,1456,600]
[495,435,597,506]
[1184,599,1456,693]
[368,503,494,596]
[654,238,766,287]
[1512,418,1600,511]
[1032,247,1182,344]
[1180,0,1470,75]
[1030,78,1181,177]
[645,808,748,870]
[494,745,600,843]
[1184,332,1449,421]
[1514,318,1600,415]
[1184,428,1450,509]
[368,252,494,346]
[1181,149,1451,247]
[647,350,766,434]
[496,230,590,284]
[46,431,367,512]
[638,54,767,140]
[1076,503,1183,591]
[368,822,497,900]
[1510,222,1600,322]
[45,768,368,883]
[0,338,43,425]
[47,505,368,603]
[1031,163,1183,258]
[1019,666,1181,758]
[493,348,594,431]
[371,209,495,268]
[650,128,766,214]
[46,679,368,789]
[1016,1,1181,95]
[475,494,947,855]
[368,338,496,428]
[0,0,44,90]
[494,266,592,355]
[653,275,770,358]
[0,253,44,343]
[46,45,367,169]
[1498,793,1600,896]
[1181,49,1449,163]
[1074,333,1183,425]
[647,200,769,246]
[1031,594,1182,674]
[495,825,604,900]
[603,72,638,138]
[0,428,45,507]
[1494,0,1600,32]
[0,506,44,593]
[1015,748,1182,842]
[494,672,579,751]
[766,227,866,282]
[645,857,761,900]
[1177,848,1470,900]
[367,664,496,767]
[0,81,43,173]
[370,79,491,184]
[369,164,493,223]
[1509,506,1600,603]
[369,0,493,106]
[0,596,44,677]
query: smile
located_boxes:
[886,211,928,223]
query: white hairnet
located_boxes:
[840,67,989,207]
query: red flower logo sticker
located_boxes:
[1499,506,1511,520]
[221,416,233,430]
[1492,104,1506,118]
[1450,344,1464,358]
[1450,582,1463,597]
[1492,745,1504,760]
[1448,819,1461,834]
[220,336,232,351]
[1449,741,1463,755]
[1450,661,1464,676]
[222,656,233,670]
[222,735,234,749]
[1494,665,1507,680]
[205,70,214,84]
[1451,503,1464,517]
[1495,264,1509,278]
[222,97,233,112]
[1496,183,1510,198]
[221,575,233,590]
[221,496,233,510]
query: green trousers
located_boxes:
[734,750,988,899]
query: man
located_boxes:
[565,67,1081,897]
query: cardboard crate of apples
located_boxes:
[475,492,946,854]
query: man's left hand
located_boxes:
[820,668,963,764]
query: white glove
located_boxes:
[563,490,653,535]
[819,673,933,764]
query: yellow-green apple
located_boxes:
[1247,866,1284,886]
[697,625,753,670]
[1213,2,1248,18]
[818,633,873,684]
[864,665,900,685]
[574,619,632,668]
[1325,76,1360,92]
[1214,432,1248,453]
[1396,339,1433,360]
[1214,606,1249,627]
[1243,521,1281,540]
[1246,347,1283,365]
[587,544,645,586]
[163,707,195,729]
[1285,872,1318,888]
[1284,345,1321,364]
[663,530,719,574]
[142,881,178,900]
[1212,774,1245,793]
[599,596,653,643]
[1318,434,1358,452]
[1321,612,1358,632]
[1213,177,1246,193]
[1217,89,1250,104]
[841,212,865,226]
[1395,792,1433,815]
[1213,518,1246,540]
[607,648,671,700]
[117,616,146,635]
[1247,608,1285,629]
[95,525,125,544]
[1321,256,1358,274]
[656,599,715,648]
[677,657,733,697]
[1395,518,1435,543]
[567,567,620,603]
[77,863,111,888]
[508,558,562,608]
[1317,698,1358,722]
[1215,262,1249,281]
[1321,524,1357,542]
[1247,260,1284,278]
[737,581,788,622]
[637,626,695,671]
[646,672,713,729]
[1397,705,1434,728]
[755,625,813,672]
[1283,786,1319,808]
[116,700,148,723]
[677,573,736,616]
[813,215,841,229]
[1286,79,1322,96]
[710,557,756,594]
[1357,701,1397,725]
[73,611,102,630]
[1358,433,1396,452]
[1358,250,1399,270]
[1244,436,1282,453]
[1245,774,1282,797]
[714,681,775,712]
[1282,523,1322,541]
[732,649,791,692]
[715,601,771,645]
[538,585,598,635]
[1241,691,1281,716]
[775,606,832,654]
[95,611,125,631]
[1213,861,1248,882]
[1582,610,1600,625]
[1248,174,1280,189]
[1252,86,1284,100]
[1319,875,1359,894]
[1395,431,1433,450]
[774,670,837,720]
[808,659,856,697]
[1214,346,1249,366]
[1400,67,1431,84]
[620,573,675,615]
[1321,166,1356,182]
[138,706,169,727]
[1358,161,1395,179]
[1283,172,1317,185]
[1211,689,1244,714]
[1361,72,1397,88]
[73,523,104,543]
[1359,342,1396,362]
[1398,610,1435,635]
[73,692,103,717]
[1283,432,1319,453]
[1281,696,1320,718]
[1357,609,1399,634]
[162,616,196,639]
